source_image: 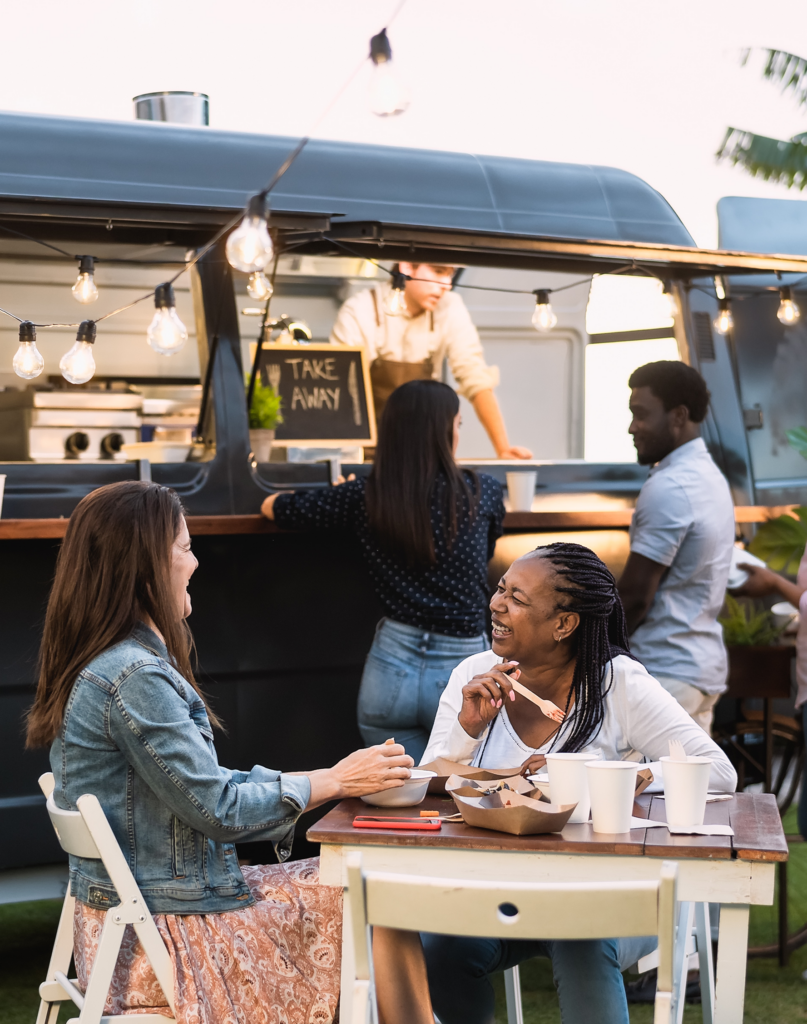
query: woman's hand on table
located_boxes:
[457,661,519,738]
[304,741,414,809]
[260,493,281,520]
[520,753,547,777]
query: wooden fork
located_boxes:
[509,677,565,723]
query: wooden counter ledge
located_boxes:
[0,505,794,540]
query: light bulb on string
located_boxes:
[777,286,801,325]
[12,321,44,379]
[247,271,273,301]
[662,282,677,318]
[531,290,557,332]
[226,194,274,273]
[713,298,733,336]
[60,321,97,384]
[72,255,99,304]
[147,283,188,355]
[383,270,408,316]
[369,28,409,117]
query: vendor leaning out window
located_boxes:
[330,261,533,459]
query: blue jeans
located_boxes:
[357,618,488,763]
[800,707,807,841]
[422,933,658,1024]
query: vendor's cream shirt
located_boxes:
[329,281,499,401]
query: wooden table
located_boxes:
[309,791,786,1024]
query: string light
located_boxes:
[226,194,274,273]
[777,286,801,325]
[531,289,557,332]
[72,255,99,304]
[247,270,274,301]
[383,269,408,315]
[60,321,97,384]
[147,283,188,355]
[12,321,44,379]
[662,281,677,318]
[713,297,733,336]
[369,28,409,117]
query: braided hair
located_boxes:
[536,542,634,753]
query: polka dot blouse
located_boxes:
[273,472,505,638]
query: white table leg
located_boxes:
[673,902,694,1024]
[714,904,750,1024]
[340,886,356,1024]
[695,903,715,1024]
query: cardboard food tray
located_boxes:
[446,774,577,836]
[419,758,522,795]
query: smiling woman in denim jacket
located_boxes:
[26,481,433,1024]
[262,380,506,763]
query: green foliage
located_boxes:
[785,425,807,458]
[747,508,807,575]
[246,377,283,430]
[719,594,784,647]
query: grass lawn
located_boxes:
[3,812,805,1023]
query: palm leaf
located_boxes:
[786,425,807,458]
[747,509,807,575]
[717,127,807,189]
[761,49,807,107]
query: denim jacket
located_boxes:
[50,623,311,915]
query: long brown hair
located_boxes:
[365,379,478,566]
[26,481,220,748]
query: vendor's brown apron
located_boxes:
[369,290,435,425]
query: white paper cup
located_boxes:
[0,474,5,518]
[586,761,640,834]
[660,755,711,827]
[545,750,601,823]
[506,471,537,512]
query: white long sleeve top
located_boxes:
[329,281,499,401]
[421,650,737,793]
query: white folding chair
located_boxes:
[35,772,176,1024]
[346,852,677,1024]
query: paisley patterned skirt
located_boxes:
[73,858,343,1024]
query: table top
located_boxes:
[308,791,787,863]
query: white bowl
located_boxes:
[526,772,551,799]
[771,601,800,632]
[360,769,437,808]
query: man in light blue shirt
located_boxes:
[617,361,735,732]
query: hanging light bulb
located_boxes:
[60,321,97,384]
[226,194,274,273]
[369,28,410,117]
[247,270,274,301]
[713,298,733,336]
[662,282,677,318]
[12,321,44,379]
[777,286,801,325]
[383,270,408,316]
[147,283,188,355]
[531,289,557,332]
[72,255,99,304]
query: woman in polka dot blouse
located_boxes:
[261,380,505,762]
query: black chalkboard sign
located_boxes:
[258,343,377,445]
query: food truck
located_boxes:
[1,109,806,893]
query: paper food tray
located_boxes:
[446,774,577,835]
[419,758,523,795]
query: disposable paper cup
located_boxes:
[506,471,537,512]
[545,750,601,824]
[586,761,639,834]
[660,755,711,827]
[0,474,5,518]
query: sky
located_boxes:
[0,1,805,248]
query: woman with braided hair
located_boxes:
[420,541,735,1024]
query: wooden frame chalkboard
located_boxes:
[258,343,377,445]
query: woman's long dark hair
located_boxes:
[365,379,478,566]
[537,542,634,753]
[26,481,220,748]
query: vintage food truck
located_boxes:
[0,109,805,894]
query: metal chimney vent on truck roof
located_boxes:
[133,91,209,126]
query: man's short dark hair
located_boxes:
[628,361,710,423]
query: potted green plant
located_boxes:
[719,595,792,698]
[246,377,283,463]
